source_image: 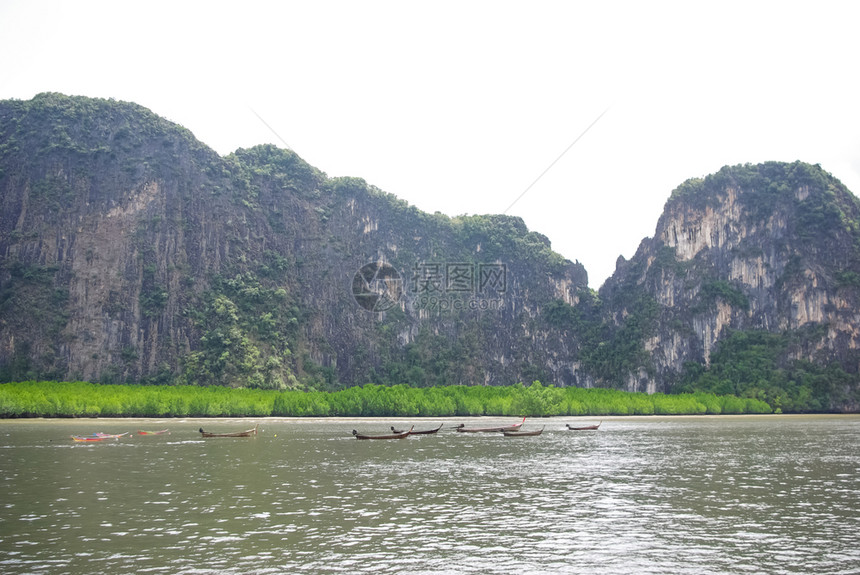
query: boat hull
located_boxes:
[503,427,544,437]
[566,422,601,431]
[353,426,412,440]
[455,418,526,433]
[391,424,443,435]
[199,424,259,438]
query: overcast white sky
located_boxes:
[2,1,858,287]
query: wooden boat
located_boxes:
[454,417,525,433]
[391,424,443,435]
[137,429,170,435]
[72,435,109,442]
[353,426,413,440]
[503,426,544,437]
[199,424,259,438]
[93,432,129,439]
[566,421,601,431]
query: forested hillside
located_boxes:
[551,162,860,411]
[0,93,587,390]
[1,94,858,411]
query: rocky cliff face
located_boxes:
[2,94,858,410]
[600,162,860,408]
[0,93,588,389]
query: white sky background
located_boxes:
[1,1,859,288]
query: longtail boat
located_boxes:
[391,424,443,435]
[92,432,129,439]
[137,429,170,435]
[566,421,601,431]
[353,426,413,440]
[199,424,259,438]
[72,435,109,442]
[454,417,525,433]
[503,426,544,437]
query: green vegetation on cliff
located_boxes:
[0,94,587,391]
[2,95,860,413]
[674,330,860,413]
[637,161,860,412]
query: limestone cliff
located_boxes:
[599,162,860,410]
[0,93,588,389]
[2,94,858,411]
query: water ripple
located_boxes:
[0,417,859,574]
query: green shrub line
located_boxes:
[0,380,773,418]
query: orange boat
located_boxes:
[72,432,128,441]
[72,435,108,442]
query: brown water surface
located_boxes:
[1,415,858,574]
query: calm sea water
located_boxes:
[0,416,858,575]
